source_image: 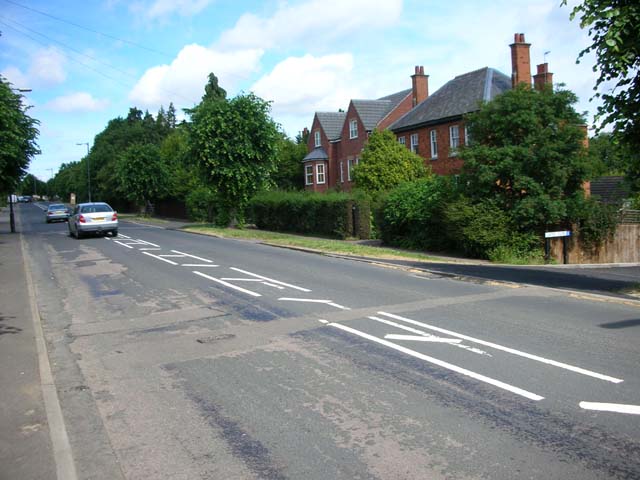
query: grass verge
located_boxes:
[182,225,447,262]
[118,213,170,224]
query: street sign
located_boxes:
[545,230,571,238]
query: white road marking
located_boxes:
[328,322,544,401]
[370,315,491,356]
[114,241,134,249]
[278,298,350,310]
[230,267,311,292]
[384,334,462,343]
[193,271,261,297]
[171,250,213,263]
[378,312,623,384]
[142,251,178,265]
[139,248,161,251]
[181,264,219,267]
[119,234,131,239]
[579,402,640,415]
[318,319,330,324]
[135,239,160,247]
[104,237,110,240]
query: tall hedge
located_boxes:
[250,190,370,239]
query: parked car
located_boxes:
[68,202,118,238]
[45,204,70,223]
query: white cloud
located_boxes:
[135,0,215,20]
[1,47,66,89]
[44,92,110,112]
[251,53,359,116]
[218,0,403,50]
[129,44,264,109]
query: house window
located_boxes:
[398,136,406,145]
[464,126,470,145]
[339,161,344,183]
[410,133,419,153]
[305,165,314,185]
[449,125,460,154]
[349,119,358,139]
[314,130,321,147]
[430,130,438,159]
[316,163,326,184]
[347,158,354,181]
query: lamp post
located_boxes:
[8,193,16,233]
[76,142,91,202]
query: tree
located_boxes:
[460,84,609,237]
[271,132,306,191]
[190,91,279,224]
[0,76,39,195]
[19,173,46,197]
[167,102,177,129]
[352,129,428,194]
[115,143,170,209]
[588,132,637,176]
[565,1,640,196]
[202,73,226,103]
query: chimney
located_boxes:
[533,63,553,91]
[510,33,531,88]
[411,65,429,107]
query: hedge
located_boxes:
[250,190,370,239]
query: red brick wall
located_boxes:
[303,160,329,192]
[337,102,367,191]
[305,116,335,192]
[396,119,467,176]
[378,93,412,130]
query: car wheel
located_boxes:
[111,229,118,237]
[76,230,84,239]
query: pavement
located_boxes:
[1,205,638,480]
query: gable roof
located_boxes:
[351,88,412,131]
[316,112,346,141]
[390,67,511,132]
[302,147,329,163]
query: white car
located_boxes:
[68,202,118,238]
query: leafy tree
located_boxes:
[352,129,428,194]
[115,143,170,209]
[167,102,177,129]
[18,173,46,197]
[202,73,227,103]
[588,132,637,176]
[271,132,306,191]
[0,76,39,195]
[189,91,279,224]
[460,85,595,234]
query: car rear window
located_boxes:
[80,204,113,213]
[49,204,66,210]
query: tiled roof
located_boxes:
[590,176,630,205]
[316,112,346,141]
[351,89,411,131]
[390,68,511,131]
[302,147,329,163]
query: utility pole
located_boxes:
[76,142,91,202]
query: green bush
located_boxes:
[250,190,369,239]
[186,186,218,223]
[568,196,617,250]
[380,177,453,250]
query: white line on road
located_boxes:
[171,250,213,263]
[384,334,462,343]
[328,322,544,401]
[230,267,311,292]
[142,251,178,265]
[114,241,133,249]
[279,298,350,310]
[139,248,161,251]
[119,234,131,239]
[135,239,160,247]
[378,312,623,384]
[193,271,262,297]
[181,264,219,267]
[579,402,640,415]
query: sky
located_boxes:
[0,0,601,182]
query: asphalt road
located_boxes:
[18,202,640,479]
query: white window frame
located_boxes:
[305,165,314,185]
[464,125,470,146]
[339,161,344,183]
[398,136,406,145]
[314,130,321,147]
[347,158,353,181]
[410,133,419,153]
[430,130,438,159]
[349,119,358,139]
[449,125,460,154]
[316,163,326,184]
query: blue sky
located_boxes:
[0,0,600,181]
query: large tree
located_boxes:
[460,85,597,234]
[0,76,39,195]
[352,129,428,194]
[271,132,306,191]
[189,90,279,224]
[115,143,171,209]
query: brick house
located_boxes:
[303,33,553,188]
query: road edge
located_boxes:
[20,232,78,480]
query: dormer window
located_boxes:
[314,130,321,147]
[349,119,358,139]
